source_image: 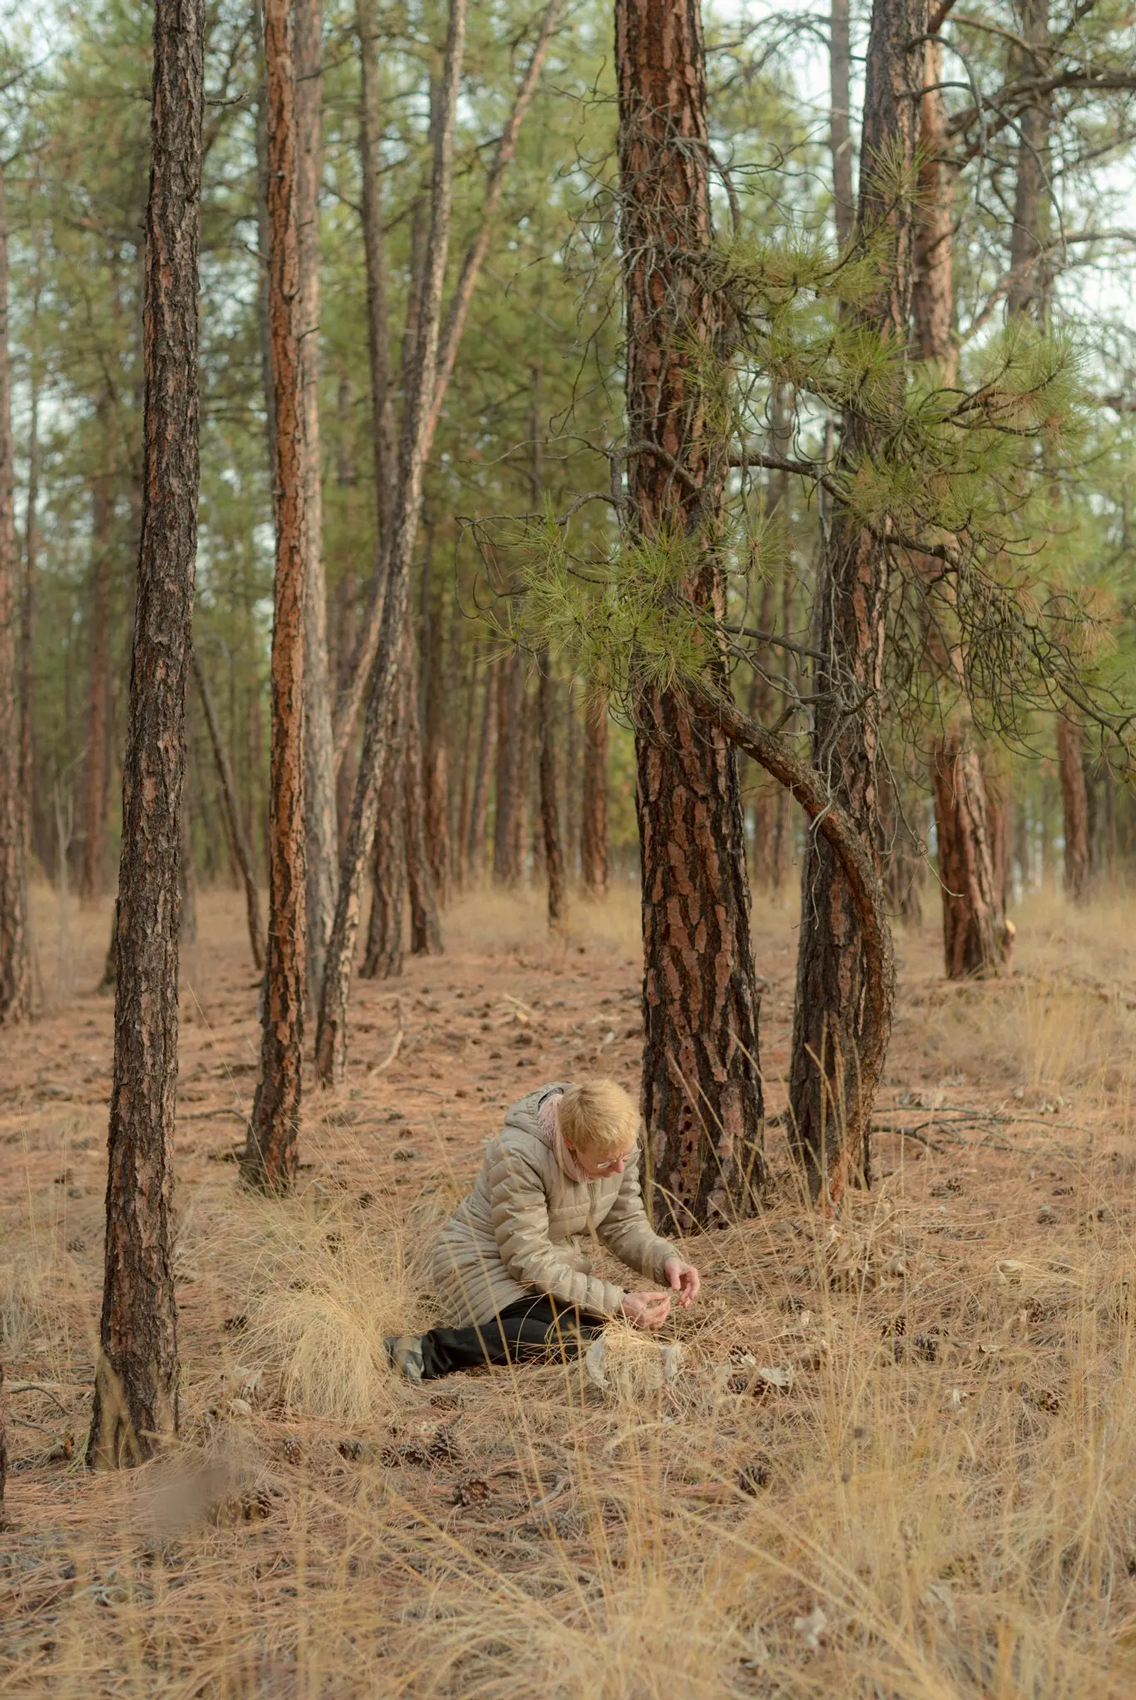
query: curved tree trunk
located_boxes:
[617,0,766,1233]
[242,0,308,1192]
[789,0,926,1193]
[0,157,31,1024]
[87,0,203,1466]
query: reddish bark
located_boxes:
[617,0,766,1230]
[80,404,115,904]
[242,0,308,1191]
[932,730,1006,977]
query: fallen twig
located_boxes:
[177,1105,248,1122]
[7,1384,72,1415]
[369,1006,405,1076]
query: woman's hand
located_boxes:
[620,1290,672,1330]
[663,1257,701,1309]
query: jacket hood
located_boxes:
[503,1081,571,1150]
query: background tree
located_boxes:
[0,153,30,1025]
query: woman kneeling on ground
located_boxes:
[385,1078,701,1383]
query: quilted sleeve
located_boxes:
[488,1141,624,1318]
[594,1151,680,1283]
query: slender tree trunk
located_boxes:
[1007,0,1052,321]
[580,693,608,896]
[87,0,203,1467]
[316,0,466,1086]
[295,0,336,1010]
[789,0,925,1196]
[80,406,115,904]
[749,385,790,887]
[333,0,560,770]
[21,241,42,883]
[0,159,31,1024]
[453,639,480,890]
[403,628,442,954]
[243,0,308,1189]
[422,559,451,905]
[466,655,497,882]
[538,649,566,927]
[192,651,265,968]
[617,0,765,1231]
[360,673,406,978]
[829,0,854,248]
[494,647,526,884]
[357,0,398,542]
[1056,714,1090,900]
[180,770,197,946]
[252,0,277,472]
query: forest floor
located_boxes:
[3,879,1136,1698]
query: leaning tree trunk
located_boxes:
[315,0,466,1086]
[580,691,609,896]
[0,157,31,1024]
[87,0,203,1468]
[295,0,336,1010]
[242,0,308,1191]
[789,0,926,1197]
[617,0,766,1233]
[1056,714,1090,900]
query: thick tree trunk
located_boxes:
[87,0,203,1468]
[466,655,497,883]
[360,673,406,979]
[1056,714,1090,900]
[243,0,308,1191]
[829,0,854,248]
[617,0,766,1232]
[580,693,608,896]
[315,0,466,1086]
[538,649,566,927]
[932,730,1005,976]
[691,682,894,1207]
[493,647,526,885]
[789,0,926,1195]
[0,159,31,1024]
[295,0,336,1010]
[403,629,442,955]
[192,651,265,968]
[80,408,115,903]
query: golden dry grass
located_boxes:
[3,880,1136,1697]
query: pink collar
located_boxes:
[537,1093,592,1185]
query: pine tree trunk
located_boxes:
[789,0,925,1195]
[580,692,608,897]
[21,246,42,883]
[494,647,526,884]
[538,649,566,927]
[403,629,442,955]
[0,158,31,1024]
[87,0,203,1467]
[192,652,265,968]
[80,408,115,904]
[1007,0,1052,321]
[243,0,308,1191]
[453,640,480,891]
[315,0,466,1086]
[295,0,336,1010]
[932,730,1005,977]
[253,0,277,473]
[617,0,766,1232]
[829,0,854,248]
[180,772,197,946]
[1056,715,1090,901]
[422,570,451,905]
[466,656,497,883]
[361,674,406,979]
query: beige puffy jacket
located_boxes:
[431,1083,680,1327]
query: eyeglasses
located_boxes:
[571,1146,637,1175]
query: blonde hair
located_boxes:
[558,1078,640,1159]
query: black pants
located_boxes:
[419,1296,604,1381]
